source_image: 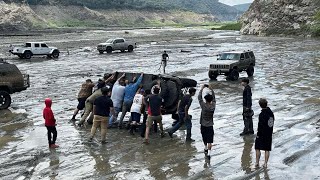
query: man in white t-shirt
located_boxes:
[109,73,126,127]
[129,88,145,135]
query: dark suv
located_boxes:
[0,59,30,109]
[208,50,255,81]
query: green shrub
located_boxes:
[211,22,241,31]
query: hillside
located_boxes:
[233,3,251,12]
[0,0,245,32]
[240,0,320,36]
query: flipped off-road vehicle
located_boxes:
[105,72,197,115]
[9,42,60,59]
[97,38,137,54]
[0,59,30,109]
[208,50,255,81]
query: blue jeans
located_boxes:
[169,112,192,139]
[109,107,121,126]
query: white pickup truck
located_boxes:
[9,42,60,59]
[97,38,137,54]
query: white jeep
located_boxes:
[9,42,60,59]
[97,38,137,54]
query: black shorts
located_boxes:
[77,97,87,110]
[131,112,141,123]
[255,136,272,151]
[201,125,214,144]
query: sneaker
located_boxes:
[204,149,208,154]
[89,137,93,142]
[240,131,249,136]
[50,144,59,148]
[168,132,173,138]
[70,118,76,121]
[186,138,195,142]
[143,139,149,145]
[101,140,107,144]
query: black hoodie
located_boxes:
[257,107,275,138]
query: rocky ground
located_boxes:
[240,0,320,36]
[0,28,319,179]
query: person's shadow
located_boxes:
[49,149,60,179]
[241,135,255,174]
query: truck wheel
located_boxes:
[180,78,197,88]
[0,91,11,110]
[24,51,32,59]
[106,47,112,53]
[246,65,254,77]
[99,50,104,54]
[228,69,239,81]
[208,71,218,80]
[52,51,59,58]
[128,45,133,52]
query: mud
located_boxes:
[0,28,319,179]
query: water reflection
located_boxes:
[49,149,60,179]
[241,135,255,174]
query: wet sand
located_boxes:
[0,28,319,179]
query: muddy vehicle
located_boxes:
[97,38,137,54]
[106,72,197,115]
[0,60,30,109]
[208,50,255,81]
[9,42,60,59]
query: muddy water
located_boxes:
[0,28,319,180]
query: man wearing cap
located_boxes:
[71,79,95,121]
[240,78,254,136]
[161,51,169,74]
[129,88,145,135]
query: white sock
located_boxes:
[208,150,211,156]
[204,146,208,150]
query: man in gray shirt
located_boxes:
[198,84,216,161]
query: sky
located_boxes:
[219,0,254,6]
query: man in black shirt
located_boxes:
[240,78,254,136]
[89,87,115,143]
[143,86,164,144]
[168,88,196,142]
[161,51,169,74]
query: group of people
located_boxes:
[43,71,275,166]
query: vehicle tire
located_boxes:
[106,47,112,53]
[180,78,197,88]
[24,51,32,59]
[0,91,11,110]
[128,45,133,52]
[228,69,239,81]
[99,50,104,54]
[208,71,218,80]
[246,65,254,77]
[52,51,59,58]
[18,55,24,59]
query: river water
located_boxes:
[0,28,319,180]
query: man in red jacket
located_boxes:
[43,98,59,148]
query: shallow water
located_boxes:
[0,28,319,180]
